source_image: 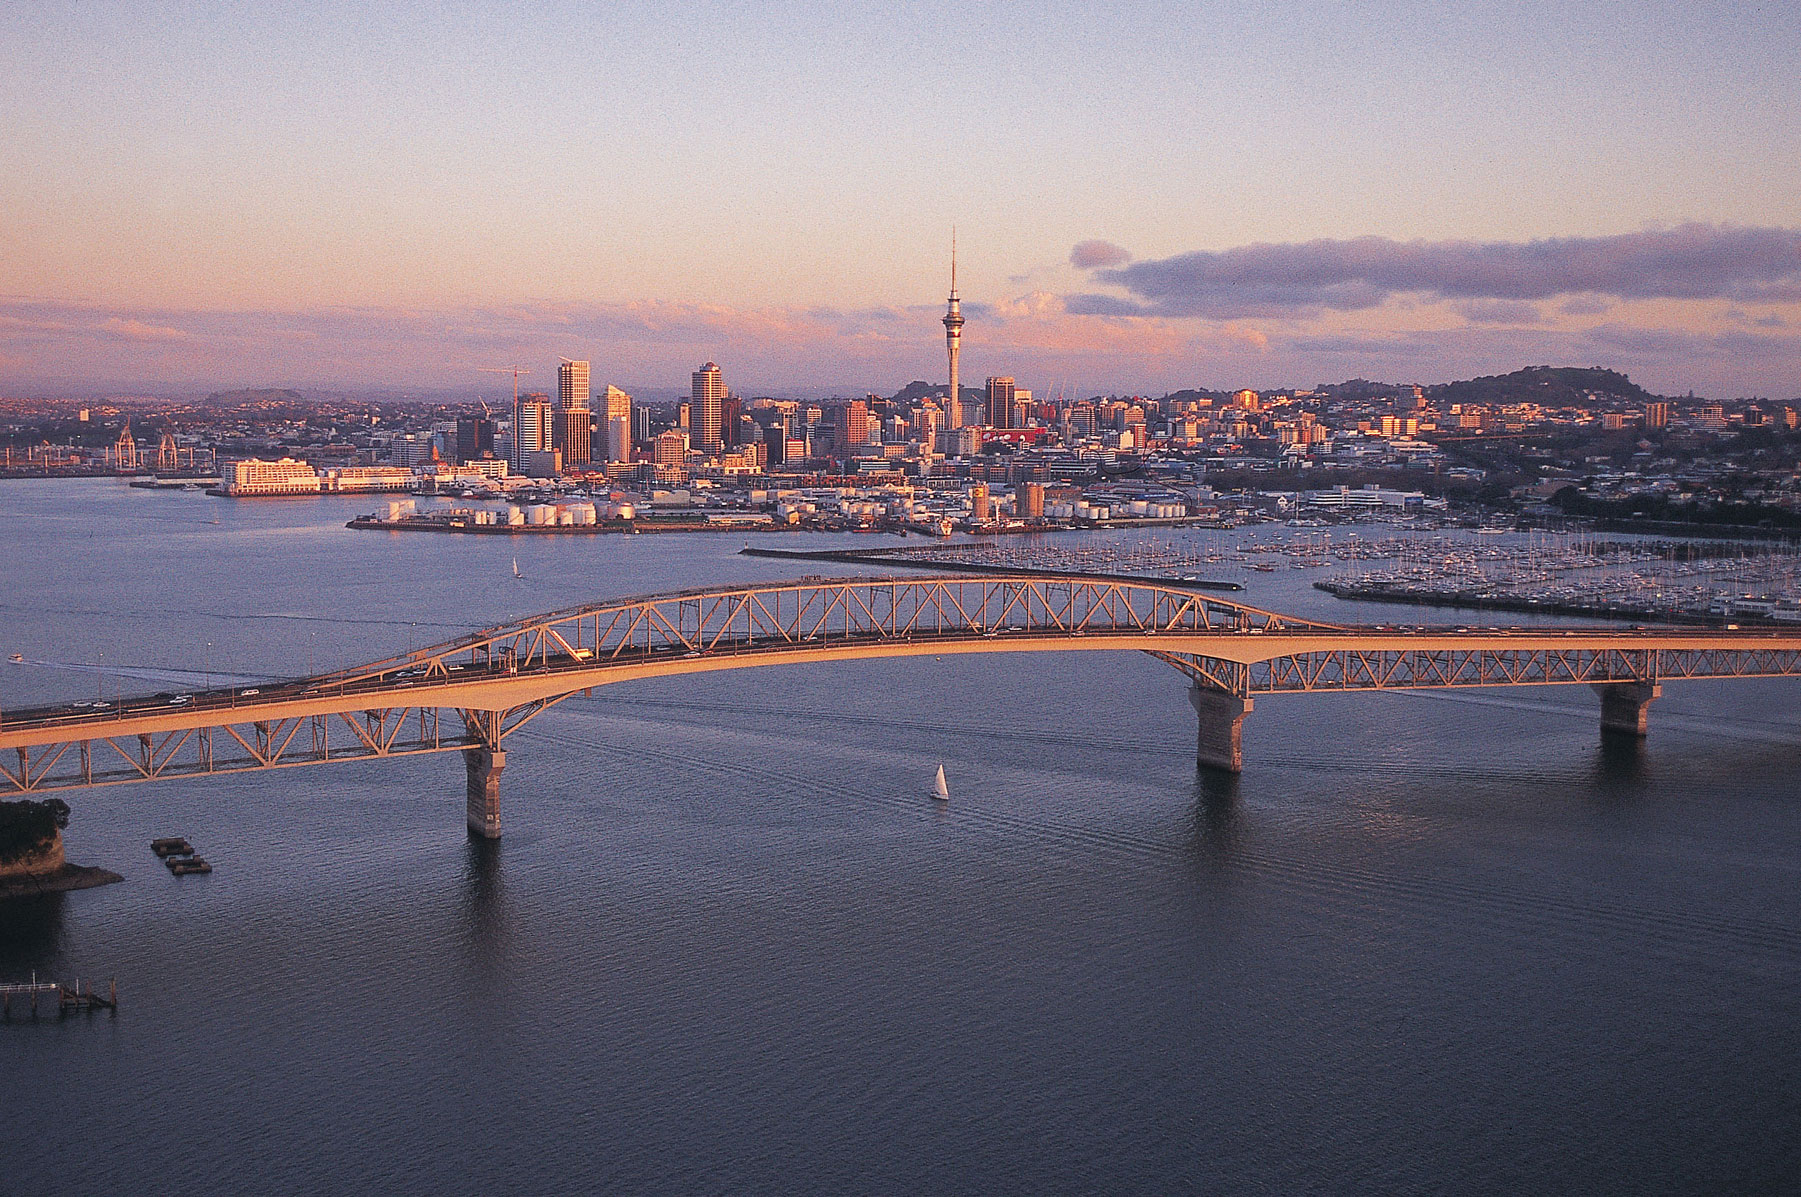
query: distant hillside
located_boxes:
[1314,379,1403,401]
[888,380,982,406]
[1429,367,1656,408]
[204,388,307,405]
[889,380,942,404]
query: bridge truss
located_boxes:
[4,575,1801,801]
[1149,643,1801,695]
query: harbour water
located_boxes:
[4,478,1801,1192]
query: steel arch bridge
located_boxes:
[4,574,1801,835]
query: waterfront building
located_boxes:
[512,393,553,474]
[693,362,726,453]
[321,466,415,493]
[223,457,322,495]
[1017,481,1046,518]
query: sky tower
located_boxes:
[942,232,964,427]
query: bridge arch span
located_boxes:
[5,575,1801,838]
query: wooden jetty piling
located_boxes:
[1,971,117,1015]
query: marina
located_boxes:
[1318,532,1801,624]
[753,528,1801,626]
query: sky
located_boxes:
[2,0,1799,400]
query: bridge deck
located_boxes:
[4,574,1800,794]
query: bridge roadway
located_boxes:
[4,574,1800,836]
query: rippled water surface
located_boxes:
[4,479,1800,1193]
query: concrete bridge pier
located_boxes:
[1593,681,1661,737]
[464,746,506,839]
[1190,682,1253,773]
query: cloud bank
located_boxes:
[1069,240,1132,270]
[1072,224,1801,318]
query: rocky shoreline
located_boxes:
[0,862,124,899]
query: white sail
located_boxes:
[931,764,949,800]
[512,557,521,579]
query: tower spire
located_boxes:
[942,228,964,428]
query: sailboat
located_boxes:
[512,557,522,580]
[929,764,949,802]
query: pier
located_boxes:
[1,973,116,1016]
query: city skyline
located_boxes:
[2,4,1799,398]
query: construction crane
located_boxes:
[478,366,530,411]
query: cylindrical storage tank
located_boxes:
[614,503,634,521]
[557,508,575,526]
[507,507,525,525]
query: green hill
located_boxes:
[1430,367,1656,408]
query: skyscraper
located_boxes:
[985,376,1016,429]
[601,384,633,462]
[456,416,494,464]
[556,360,592,467]
[692,362,725,453]
[512,392,553,474]
[942,233,964,428]
[557,359,591,412]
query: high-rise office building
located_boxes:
[829,400,872,460]
[556,360,592,467]
[512,393,553,474]
[692,362,726,453]
[558,359,591,412]
[456,416,495,464]
[722,396,742,447]
[985,377,1016,429]
[557,408,592,467]
[606,416,631,464]
[598,385,632,462]
[943,234,964,427]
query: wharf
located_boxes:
[1315,580,1748,626]
[345,515,787,534]
[739,546,1248,591]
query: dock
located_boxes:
[1,972,116,1015]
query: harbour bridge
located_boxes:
[5,575,1801,838]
